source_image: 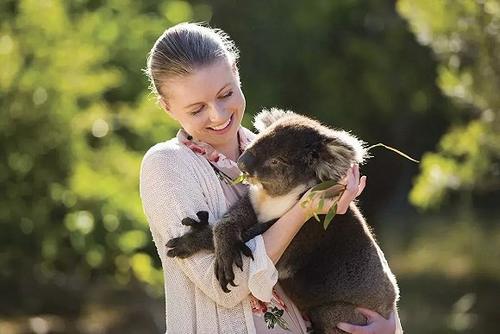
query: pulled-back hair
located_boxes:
[145,22,240,98]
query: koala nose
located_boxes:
[237,151,256,174]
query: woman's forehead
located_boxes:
[162,59,236,106]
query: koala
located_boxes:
[167,109,399,334]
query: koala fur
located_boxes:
[167,109,399,334]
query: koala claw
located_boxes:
[166,237,179,248]
[239,242,254,260]
[181,210,209,228]
[214,240,254,292]
[166,237,192,258]
[196,210,209,222]
[214,260,233,293]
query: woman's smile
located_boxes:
[207,114,233,134]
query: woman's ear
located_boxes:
[231,61,238,75]
[231,62,241,85]
[158,96,175,119]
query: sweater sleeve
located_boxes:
[140,147,278,308]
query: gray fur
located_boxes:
[253,107,294,133]
[167,109,398,333]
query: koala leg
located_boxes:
[308,302,366,334]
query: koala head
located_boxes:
[238,108,367,197]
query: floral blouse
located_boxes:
[177,127,312,333]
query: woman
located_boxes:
[140,22,401,333]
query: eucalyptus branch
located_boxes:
[367,143,420,163]
[232,142,419,230]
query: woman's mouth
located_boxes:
[208,115,233,134]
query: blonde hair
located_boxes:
[145,22,240,98]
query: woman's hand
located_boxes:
[336,164,366,214]
[336,308,396,334]
[299,164,366,216]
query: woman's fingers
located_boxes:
[350,164,360,191]
[301,164,366,215]
[336,322,359,333]
[356,175,367,197]
[355,307,382,321]
[336,164,365,214]
[336,309,396,334]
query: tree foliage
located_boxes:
[1,0,486,321]
[0,0,183,306]
[398,0,500,209]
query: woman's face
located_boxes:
[160,58,246,150]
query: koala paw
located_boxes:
[182,211,209,228]
[166,211,213,258]
[214,239,254,293]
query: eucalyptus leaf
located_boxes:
[313,212,320,222]
[310,180,338,192]
[307,192,316,200]
[318,197,325,211]
[231,173,248,185]
[323,202,337,230]
[323,184,347,198]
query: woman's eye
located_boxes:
[220,91,233,99]
[191,106,203,115]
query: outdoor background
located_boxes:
[1,0,499,333]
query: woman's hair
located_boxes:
[145,22,240,98]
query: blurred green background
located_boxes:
[1,0,499,333]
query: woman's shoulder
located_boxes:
[141,137,195,176]
[143,136,195,162]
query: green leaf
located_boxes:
[310,180,338,192]
[231,173,248,185]
[323,202,337,230]
[313,211,320,222]
[323,184,347,198]
[318,197,325,211]
[367,143,419,163]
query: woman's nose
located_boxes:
[208,103,229,123]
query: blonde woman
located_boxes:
[140,22,401,334]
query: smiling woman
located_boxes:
[159,58,245,161]
[140,22,397,334]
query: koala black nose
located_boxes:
[237,151,256,174]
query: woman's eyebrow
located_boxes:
[183,83,231,110]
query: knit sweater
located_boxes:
[140,137,279,334]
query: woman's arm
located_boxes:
[263,164,367,263]
[140,149,278,308]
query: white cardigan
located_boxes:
[140,137,279,334]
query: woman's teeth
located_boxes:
[210,117,231,130]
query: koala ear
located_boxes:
[332,130,368,164]
[311,131,368,182]
[253,108,294,133]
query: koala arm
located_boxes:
[140,150,278,308]
[212,193,265,292]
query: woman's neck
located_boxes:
[213,130,241,161]
[215,140,240,162]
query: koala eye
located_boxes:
[269,158,288,167]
